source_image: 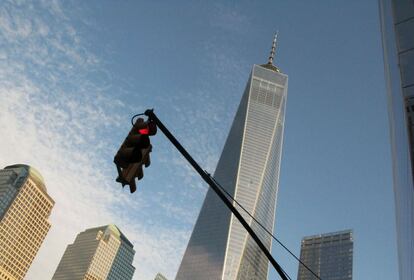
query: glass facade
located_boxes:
[107,232,136,280]
[297,230,353,280]
[175,63,288,280]
[379,1,414,280]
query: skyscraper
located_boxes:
[297,230,353,280]
[0,164,54,280]
[52,224,135,280]
[378,1,414,280]
[155,273,168,280]
[175,36,288,280]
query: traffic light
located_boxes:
[114,117,157,193]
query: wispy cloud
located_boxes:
[210,2,251,34]
[0,0,256,278]
[0,1,194,279]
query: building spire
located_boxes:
[268,32,278,65]
[261,32,280,73]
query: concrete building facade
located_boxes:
[0,164,54,280]
[52,225,135,280]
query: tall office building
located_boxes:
[176,36,288,280]
[0,164,54,280]
[297,230,353,280]
[379,1,414,280]
[155,273,168,280]
[52,224,135,280]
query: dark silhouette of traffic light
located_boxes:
[114,117,156,193]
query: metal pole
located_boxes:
[145,109,289,280]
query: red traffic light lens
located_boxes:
[138,122,156,135]
[138,127,149,135]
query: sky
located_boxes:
[0,0,398,280]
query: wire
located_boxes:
[280,266,293,280]
[209,175,322,280]
[131,113,146,126]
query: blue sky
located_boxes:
[0,1,398,279]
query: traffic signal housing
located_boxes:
[114,117,156,193]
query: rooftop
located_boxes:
[5,164,47,193]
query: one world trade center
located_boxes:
[176,36,289,280]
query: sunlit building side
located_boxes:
[52,224,135,280]
[0,164,54,280]
[379,1,414,279]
